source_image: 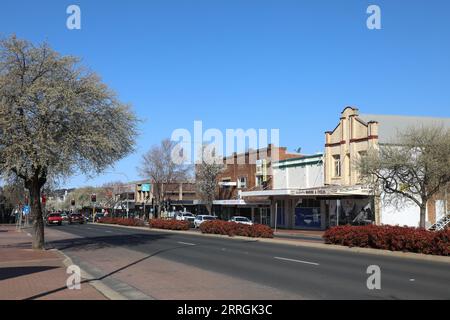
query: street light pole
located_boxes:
[126,187,129,219]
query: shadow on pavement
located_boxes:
[0,266,59,281]
[24,242,195,300]
[45,233,168,251]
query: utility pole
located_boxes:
[126,184,129,219]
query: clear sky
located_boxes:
[1,0,449,188]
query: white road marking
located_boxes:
[27,233,32,237]
[274,256,320,266]
[105,230,113,233]
[177,241,196,246]
[409,279,416,282]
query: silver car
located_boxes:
[194,215,216,228]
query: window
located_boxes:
[333,155,341,177]
[238,176,247,189]
[256,175,263,187]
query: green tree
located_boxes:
[0,36,138,249]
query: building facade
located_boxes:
[134,181,201,216]
[324,106,450,228]
[214,144,301,222]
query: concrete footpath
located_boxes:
[0,225,106,300]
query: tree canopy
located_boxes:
[0,36,138,248]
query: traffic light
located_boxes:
[91,194,96,203]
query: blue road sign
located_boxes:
[23,205,30,215]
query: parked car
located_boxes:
[194,215,217,228]
[229,216,253,225]
[69,213,85,224]
[175,212,196,227]
[46,213,63,226]
[61,213,69,222]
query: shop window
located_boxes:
[295,199,321,228]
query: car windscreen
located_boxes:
[183,213,193,216]
[235,217,248,222]
[203,216,215,220]
[49,214,61,217]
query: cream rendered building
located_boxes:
[324,107,378,186]
[324,106,450,228]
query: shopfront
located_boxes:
[213,199,271,225]
[242,186,374,230]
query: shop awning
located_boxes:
[240,185,372,198]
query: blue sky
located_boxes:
[1,0,449,188]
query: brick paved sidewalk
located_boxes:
[0,225,106,300]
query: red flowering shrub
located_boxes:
[149,219,190,230]
[97,217,145,227]
[323,225,450,256]
[200,220,273,238]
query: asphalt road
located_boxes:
[47,223,450,299]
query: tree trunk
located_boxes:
[419,204,427,229]
[155,202,161,219]
[28,177,45,250]
[206,202,212,215]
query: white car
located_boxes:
[229,216,253,225]
[176,212,196,226]
[194,215,216,228]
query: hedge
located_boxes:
[200,220,274,238]
[97,217,145,227]
[323,225,450,256]
[149,219,190,230]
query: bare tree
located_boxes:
[0,36,138,249]
[1,179,26,208]
[138,139,190,217]
[195,145,224,214]
[357,125,450,228]
[101,181,126,210]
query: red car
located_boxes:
[46,213,63,226]
[69,213,85,224]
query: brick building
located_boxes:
[135,181,200,216]
[214,144,301,222]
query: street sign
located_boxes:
[23,205,30,215]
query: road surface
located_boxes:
[45,223,450,300]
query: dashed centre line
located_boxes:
[274,256,320,266]
[177,241,196,246]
